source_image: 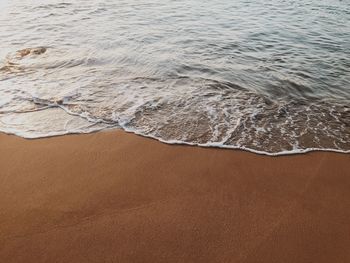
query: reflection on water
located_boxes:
[0,0,349,155]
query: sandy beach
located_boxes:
[0,130,349,263]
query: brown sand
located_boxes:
[0,130,349,263]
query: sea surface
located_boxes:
[0,0,349,155]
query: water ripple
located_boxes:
[0,0,349,155]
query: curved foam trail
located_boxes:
[0,75,349,156]
[0,102,349,156]
[1,116,349,156]
[119,126,350,156]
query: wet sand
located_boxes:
[0,130,349,263]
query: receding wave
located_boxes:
[0,71,349,155]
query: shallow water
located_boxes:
[0,0,349,155]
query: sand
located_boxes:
[0,130,349,263]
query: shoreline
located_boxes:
[1,127,350,156]
[1,130,350,262]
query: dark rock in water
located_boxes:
[0,48,46,74]
[31,47,47,55]
[0,61,21,73]
[17,49,31,57]
[16,47,47,58]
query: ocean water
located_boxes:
[0,0,349,155]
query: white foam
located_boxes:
[120,125,350,156]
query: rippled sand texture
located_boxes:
[0,0,349,154]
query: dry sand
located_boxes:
[0,130,349,263]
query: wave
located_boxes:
[1,0,349,156]
[0,75,349,156]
